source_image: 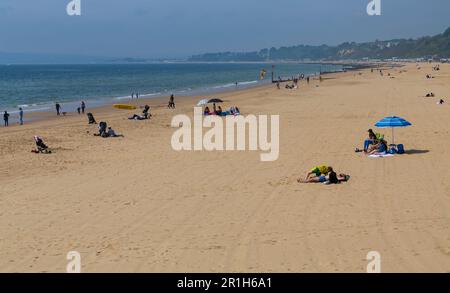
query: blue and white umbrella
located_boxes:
[375,116,412,145]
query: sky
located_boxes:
[0,0,449,59]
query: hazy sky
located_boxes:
[0,0,449,58]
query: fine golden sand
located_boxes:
[1,63,450,272]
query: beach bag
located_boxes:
[397,144,405,154]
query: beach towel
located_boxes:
[369,153,394,158]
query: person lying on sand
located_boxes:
[304,165,333,181]
[426,92,435,97]
[32,136,52,154]
[129,105,151,120]
[298,168,350,184]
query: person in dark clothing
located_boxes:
[87,113,97,124]
[3,111,9,127]
[81,101,86,114]
[33,136,51,154]
[56,103,61,116]
[168,94,175,109]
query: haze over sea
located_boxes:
[0,63,342,113]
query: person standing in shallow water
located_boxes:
[4,111,10,127]
[19,107,24,125]
[81,101,86,114]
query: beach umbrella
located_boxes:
[197,99,209,106]
[207,98,224,104]
[375,116,412,145]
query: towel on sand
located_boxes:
[369,153,394,158]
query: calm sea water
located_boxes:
[0,63,342,113]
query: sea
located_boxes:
[0,63,343,114]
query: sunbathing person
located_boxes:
[204,106,211,116]
[129,105,151,120]
[304,165,333,181]
[298,171,350,184]
[129,114,148,120]
[33,136,52,154]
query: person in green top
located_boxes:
[303,165,333,182]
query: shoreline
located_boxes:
[1,63,354,128]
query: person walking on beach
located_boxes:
[56,103,61,116]
[168,94,175,109]
[4,111,10,127]
[307,76,310,84]
[81,101,86,114]
[19,107,24,125]
[131,92,135,99]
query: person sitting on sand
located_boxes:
[142,105,151,118]
[216,106,223,116]
[96,121,108,137]
[298,169,350,184]
[204,106,211,116]
[304,165,333,181]
[367,139,388,155]
[33,136,51,154]
[87,113,97,124]
[230,106,241,116]
[355,129,383,153]
[438,99,445,105]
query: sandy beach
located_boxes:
[1,63,450,273]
